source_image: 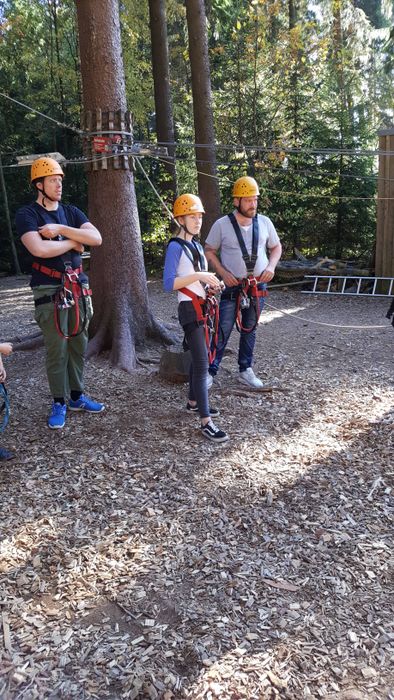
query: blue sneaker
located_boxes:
[48,402,67,429]
[0,447,14,460]
[68,395,105,413]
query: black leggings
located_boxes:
[183,322,210,419]
[179,301,210,419]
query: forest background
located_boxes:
[0,0,393,276]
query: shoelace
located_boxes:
[54,403,65,414]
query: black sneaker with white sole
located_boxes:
[186,403,220,417]
[200,420,229,443]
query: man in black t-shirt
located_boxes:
[15,157,105,429]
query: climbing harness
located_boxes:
[170,237,221,362]
[33,262,91,339]
[0,383,10,434]
[179,287,220,364]
[227,213,268,333]
[234,275,268,333]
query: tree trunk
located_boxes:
[148,0,177,199]
[288,0,301,250]
[332,0,346,259]
[185,0,221,239]
[75,0,175,371]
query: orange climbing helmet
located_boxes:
[173,193,205,218]
[232,176,259,197]
[31,157,64,182]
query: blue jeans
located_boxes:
[209,285,266,375]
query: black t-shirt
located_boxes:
[15,202,89,287]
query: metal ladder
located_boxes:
[302,275,394,298]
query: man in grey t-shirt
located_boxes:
[205,176,282,388]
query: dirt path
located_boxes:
[0,275,393,699]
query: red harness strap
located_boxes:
[179,288,219,364]
[32,262,82,279]
[235,275,268,334]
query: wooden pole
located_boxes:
[0,153,21,275]
[376,128,394,278]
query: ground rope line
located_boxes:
[264,301,391,330]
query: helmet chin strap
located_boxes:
[37,183,58,209]
[235,197,243,214]
[177,220,199,238]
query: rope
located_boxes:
[134,157,175,220]
[264,300,391,330]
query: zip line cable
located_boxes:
[3,147,391,192]
[1,91,393,158]
[0,92,84,136]
[1,91,393,205]
[2,142,393,202]
[150,155,394,202]
[156,140,394,158]
[153,151,391,184]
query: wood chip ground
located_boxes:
[0,276,393,699]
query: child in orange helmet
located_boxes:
[163,194,229,443]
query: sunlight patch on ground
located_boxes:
[184,647,286,698]
[260,304,308,324]
[0,517,59,573]
[195,382,394,491]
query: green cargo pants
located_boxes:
[33,284,93,398]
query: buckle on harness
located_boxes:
[64,266,79,283]
[240,275,257,308]
[56,288,75,310]
[240,292,250,309]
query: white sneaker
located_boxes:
[207,373,214,389]
[238,367,264,389]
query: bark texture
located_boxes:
[185,0,221,239]
[75,0,174,371]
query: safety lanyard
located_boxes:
[228,213,259,274]
[54,267,89,340]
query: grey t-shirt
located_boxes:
[205,211,280,278]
